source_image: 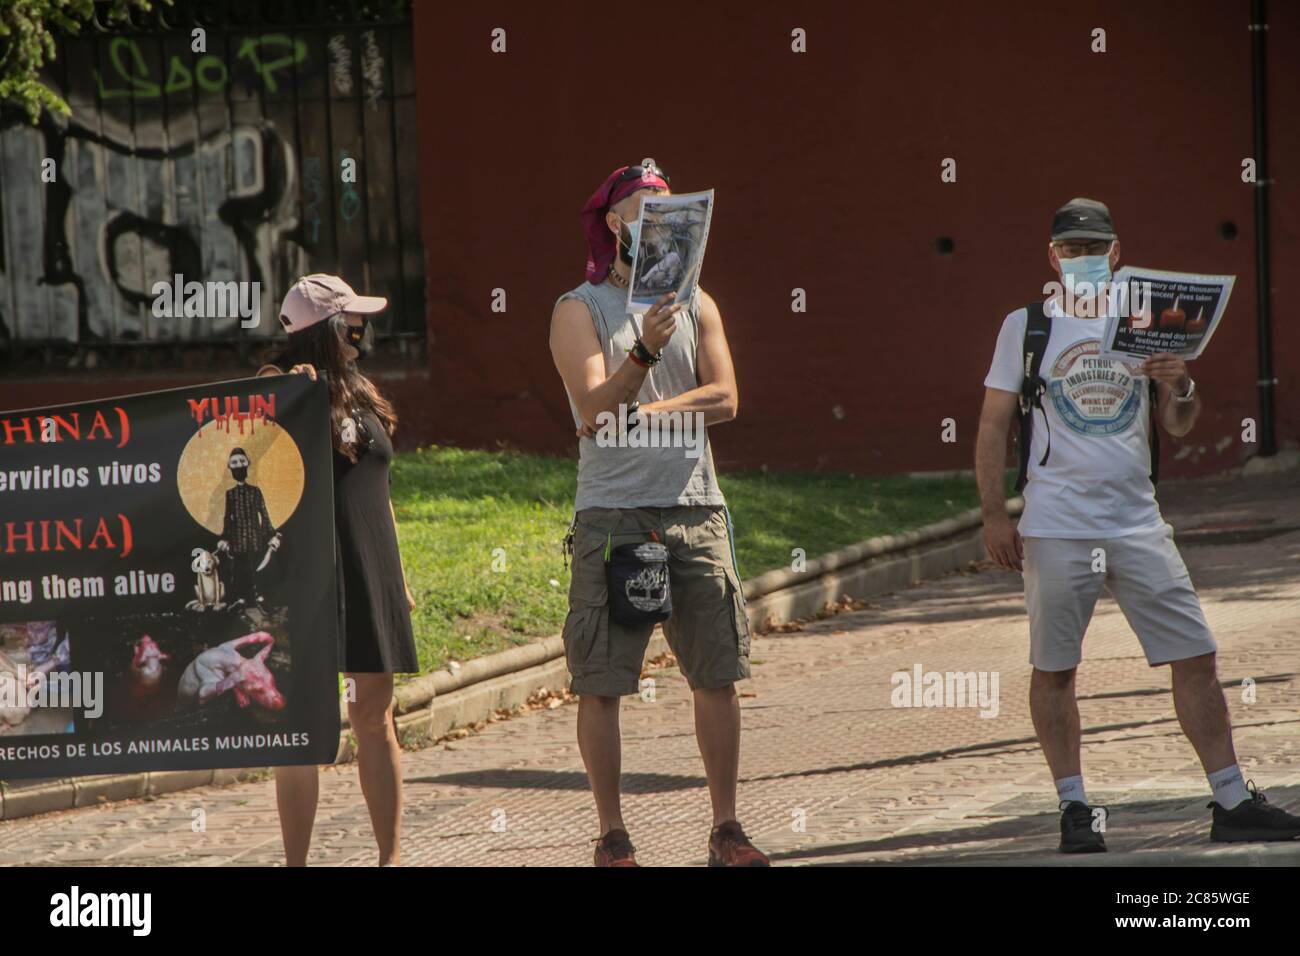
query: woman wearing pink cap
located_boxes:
[258,274,418,866]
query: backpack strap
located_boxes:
[1015,302,1052,492]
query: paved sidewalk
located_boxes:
[3,472,1298,866]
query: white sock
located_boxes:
[1055,774,1087,806]
[1207,764,1251,809]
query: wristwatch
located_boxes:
[1174,378,1197,403]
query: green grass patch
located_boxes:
[390,446,993,675]
[719,470,984,579]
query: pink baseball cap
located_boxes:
[279,274,387,333]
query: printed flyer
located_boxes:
[627,189,715,314]
[0,374,340,779]
[1098,266,1235,361]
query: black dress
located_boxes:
[334,408,418,673]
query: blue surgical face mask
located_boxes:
[1058,244,1114,295]
[617,216,640,264]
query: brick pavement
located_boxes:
[3,471,1297,866]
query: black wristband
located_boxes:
[631,338,661,366]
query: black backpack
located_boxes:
[1014,301,1159,492]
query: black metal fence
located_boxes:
[0,0,424,358]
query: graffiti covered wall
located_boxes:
[0,11,424,350]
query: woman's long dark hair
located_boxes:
[273,314,397,461]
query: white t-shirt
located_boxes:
[984,298,1165,539]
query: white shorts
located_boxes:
[1023,523,1218,672]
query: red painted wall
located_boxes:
[413,0,1298,475]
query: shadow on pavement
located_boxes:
[776,785,1300,867]
[745,716,1194,782]
[756,568,1027,643]
[407,768,707,793]
[1078,672,1295,702]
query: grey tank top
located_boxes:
[555,279,726,511]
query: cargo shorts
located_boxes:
[561,505,751,697]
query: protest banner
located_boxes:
[0,374,340,779]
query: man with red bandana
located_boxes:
[549,161,768,867]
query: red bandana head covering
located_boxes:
[581,164,670,284]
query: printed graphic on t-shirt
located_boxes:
[1047,339,1141,437]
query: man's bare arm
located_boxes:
[976,389,1017,516]
[1155,381,1201,438]
[1141,352,1199,438]
[976,387,1024,572]
[549,298,651,430]
[639,289,739,426]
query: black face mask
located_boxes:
[346,321,374,358]
[230,466,248,481]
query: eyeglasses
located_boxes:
[606,160,670,208]
[1053,240,1112,258]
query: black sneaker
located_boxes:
[1209,781,1300,843]
[1059,800,1108,853]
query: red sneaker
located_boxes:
[593,828,640,867]
[708,820,770,866]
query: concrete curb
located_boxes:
[0,767,250,821]
[744,500,1022,606]
[0,499,1016,822]
[748,524,989,630]
[1241,447,1300,475]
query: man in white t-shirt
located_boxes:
[975,197,1300,853]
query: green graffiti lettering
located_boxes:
[91,35,307,100]
[195,56,228,93]
[164,58,193,95]
[235,35,308,95]
[96,37,161,99]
